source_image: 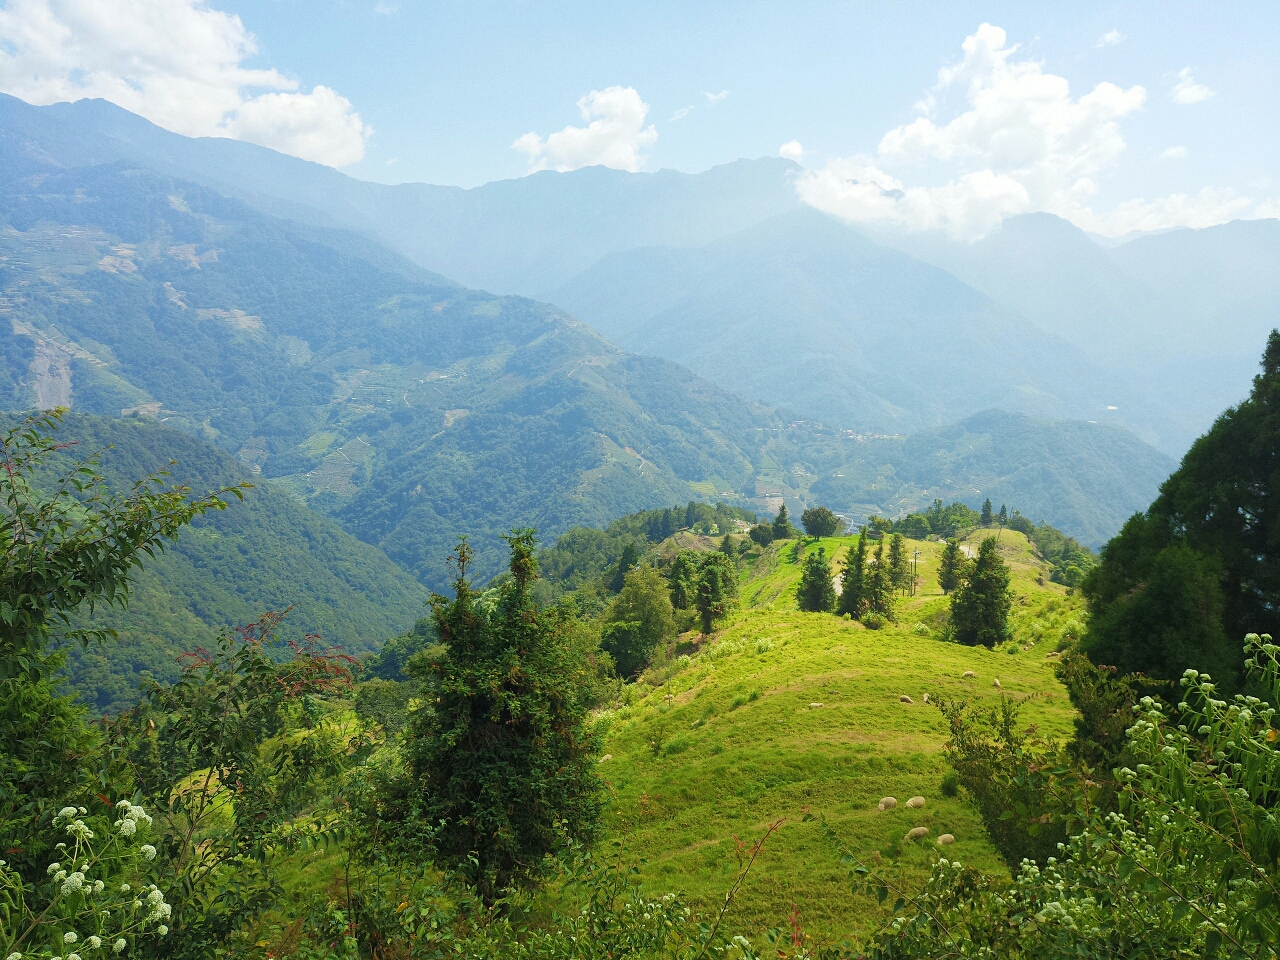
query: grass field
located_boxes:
[595,529,1083,943]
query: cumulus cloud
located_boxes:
[703,89,729,105]
[1162,145,1188,159]
[798,24,1147,238]
[512,86,657,173]
[1172,67,1214,104]
[1254,199,1280,220]
[670,105,694,121]
[0,0,369,166]
[779,140,804,161]
[1096,29,1125,48]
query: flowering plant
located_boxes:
[0,800,170,960]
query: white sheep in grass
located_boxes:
[878,797,897,811]
[906,796,925,809]
[962,671,976,679]
[993,678,1002,689]
[905,826,930,841]
[937,834,955,846]
[899,695,913,704]
[921,692,930,704]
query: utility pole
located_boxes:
[911,548,920,596]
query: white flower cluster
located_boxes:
[112,801,153,839]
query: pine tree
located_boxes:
[951,536,1012,647]
[838,528,868,617]
[609,542,638,592]
[719,533,736,558]
[406,533,602,902]
[695,552,738,634]
[797,546,837,612]
[685,501,697,529]
[667,550,700,609]
[938,538,963,593]
[888,533,910,593]
[772,503,794,540]
[981,498,994,526]
[866,540,896,621]
[998,504,1008,525]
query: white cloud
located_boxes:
[0,0,369,167]
[374,2,397,13]
[1096,29,1125,48]
[1162,145,1188,159]
[1172,67,1214,104]
[779,140,804,161]
[1073,188,1251,235]
[670,105,694,121]
[799,24,1147,238]
[703,89,729,105]
[513,86,657,173]
[1254,199,1280,220]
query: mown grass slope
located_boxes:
[596,530,1083,943]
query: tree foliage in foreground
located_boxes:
[401,533,603,903]
[1083,329,1280,691]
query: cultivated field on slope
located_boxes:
[596,530,1084,943]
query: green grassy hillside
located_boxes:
[595,529,1083,942]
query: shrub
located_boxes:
[939,770,959,797]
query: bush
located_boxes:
[800,505,842,538]
[939,770,959,797]
[862,612,888,630]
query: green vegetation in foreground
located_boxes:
[594,528,1083,941]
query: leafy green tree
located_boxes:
[694,552,738,634]
[865,540,895,621]
[602,565,675,677]
[797,546,837,612]
[1083,331,1280,689]
[838,528,868,617]
[800,506,841,538]
[667,550,701,610]
[719,533,736,558]
[888,533,910,593]
[403,533,602,903]
[951,536,1012,647]
[608,541,638,592]
[0,411,237,889]
[937,538,964,593]
[980,498,994,526]
[771,504,796,540]
[747,523,774,547]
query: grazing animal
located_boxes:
[937,834,955,845]
[905,826,930,841]
[599,754,612,763]
[921,692,930,704]
[809,702,824,708]
[899,695,913,704]
[906,796,925,809]
[878,797,898,811]
[962,671,976,679]
[993,678,1002,689]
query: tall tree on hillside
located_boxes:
[981,498,994,526]
[603,565,676,677]
[609,542,639,592]
[866,540,896,621]
[938,538,964,594]
[797,546,837,612]
[695,552,738,634]
[719,533,736,558]
[888,533,911,593]
[801,505,841,538]
[998,504,1008,526]
[951,536,1012,648]
[772,504,796,540]
[1083,330,1280,689]
[838,528,868,617]
[685,502,698,529]
[667,550,700,610]
[405,533,601,902]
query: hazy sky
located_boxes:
[1,0,1277,237]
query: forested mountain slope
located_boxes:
[10,413,427,713]
[0,157,1170,585]
[551,209,1169,440]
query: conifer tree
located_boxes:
[685,502,697,529]
[937,538,963,593]
[406,533,602,902]
[667,550,700,609]
[695,552,738,634]
[888,533,910,593]
[719,533,736,558]
[838,528,868,617]
[951,536,1012,647]
[797,546,837,612]
[609,542,638,592]
[981,498,994,526]
[772,503,794,540]
[866,540,896,621]
[998,504,1008,525]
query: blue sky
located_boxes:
[1,1,1277,236]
